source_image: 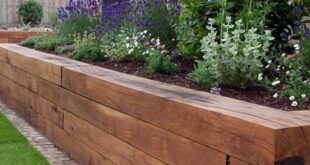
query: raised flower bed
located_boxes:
[0,44,309,165]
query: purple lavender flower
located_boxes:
[293,6,302,16]
[280,31,288,41]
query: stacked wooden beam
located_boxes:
[0,44,309,165]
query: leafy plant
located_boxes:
[57,14,96,42]
[190,17,274,88]
[17,0,43,25]
[22,34,67,51]
[21,35,45,47]
[140,0,179,49]
[145,52,178,75]
[73,32,103,61]
[34,35,67,51]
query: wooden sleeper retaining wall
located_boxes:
[0,44,309,165]
[0,31,42,43]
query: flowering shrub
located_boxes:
[189,17,274,87]
[101,28,150,60]
[73,32,103,61]
[57,0,101,20]
[264,40,310,107]
[266,0,310,52]
[99,0,179,48]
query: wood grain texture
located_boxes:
[42,78,227,165]
[64,111,165,165]
[62,65,310,164]
[0,44,310,164]
[0,44,88,85]
[0,31,42,43]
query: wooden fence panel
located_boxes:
[0,0,68,24]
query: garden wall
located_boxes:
[0,31,41,43]
[0,44,310,165]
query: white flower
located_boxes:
[272,80,280,86]
[125,37,130,40]
[134,41,138,47]
[257,73,263,81]
[301,94,306,98]
[273,93,278,98]
[286,71,290,75]
[128,49,134,54]
[265,64,270,69]
[268,60,272,64]
[282,53,286,57]
[291,101,298,107]
[143,30,147,34]
[126,43,130,48]
[293,44,300,48]
[289,96,295,101]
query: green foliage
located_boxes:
[17,0,43,25]
[21,35,43,47]
[22,34,67,51]
[73,32,103,61]
[281,40,310,103]
[188,61,214,87]
[34,35,67,51]
[142,1,178,49]
[190,17,274,88]
[57,15,96,42]
[145,52,178,75]
[175,0,272,57]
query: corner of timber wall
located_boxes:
[0,44,309,165]
[0,31,42,43]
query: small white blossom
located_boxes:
[286,71,290,75]
[268,60,272,64]
[291,101,298,107]
[128,49,134,54]
[272,80,280,86]
[301,94,306,98]
[265,64,270,69]
[257,73,263,81]
[282,53,286,57]
[273,93,278,98]
[143,30,148,34]
[289,96,295,101]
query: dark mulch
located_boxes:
[24,45,309,110]
[80,58,309,111]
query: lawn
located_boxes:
[0,113,49,165]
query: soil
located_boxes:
[79,58,310,111]
[26,47,310,110]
